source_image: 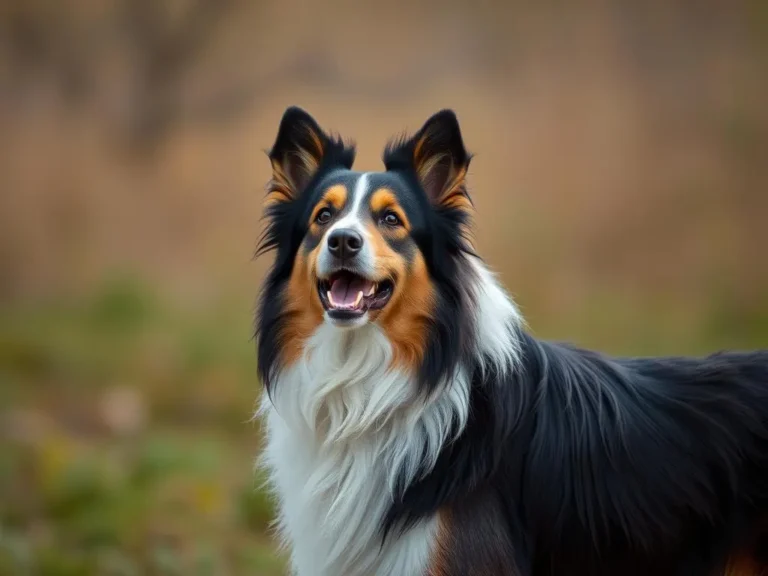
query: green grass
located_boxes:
[1,276,766,575]
[0,278,286,576]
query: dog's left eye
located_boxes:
[315,208,333,225]
[381,211,401,227]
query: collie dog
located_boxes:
[254,107,768,575]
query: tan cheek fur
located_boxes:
[274,184,353,365]
[280,245,325,365]
[366,223,435,372]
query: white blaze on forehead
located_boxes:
[317,173,376,278]
[327,173,370,236]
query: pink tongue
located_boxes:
[330,276,373,307]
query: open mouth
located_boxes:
[318,271,394,319]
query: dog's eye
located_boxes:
[315,208,333,225]
[381,211,401,227]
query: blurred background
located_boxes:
[1,0,767,574]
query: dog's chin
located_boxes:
[323,310,371,329]
[317,270,394,329]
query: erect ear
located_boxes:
[266,106,355,205]
[383,109,472,210]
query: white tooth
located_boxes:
[327,291,336,307]
[366,284,376,296]
[354,291,363,307]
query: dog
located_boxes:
[254,106,768,575]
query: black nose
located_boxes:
[327,228,363,260]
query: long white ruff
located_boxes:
[257,258,521,576]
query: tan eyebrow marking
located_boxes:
[309,184,348,227]
[323,184,348,210]
[369,188,411,231]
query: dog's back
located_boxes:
[519,340,768,574]
[393,336,768,575]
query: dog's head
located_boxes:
[256,107,477,389]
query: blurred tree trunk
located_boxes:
[120,0,233,154]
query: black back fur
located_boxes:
[387,328,768,574]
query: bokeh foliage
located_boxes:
[0,278,285,575]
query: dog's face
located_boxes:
[257,107,474,380]
[301,171,423,328]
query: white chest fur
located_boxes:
[257,260,520,575]
[259,323,468,576]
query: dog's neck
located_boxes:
[267,257,522,444]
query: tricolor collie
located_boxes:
[254,107,768,575]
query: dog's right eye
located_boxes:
[315,208,333,225]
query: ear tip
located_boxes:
[281,105,310,118]
[277,106,317,129]
[428,109,460,127]
[270,106,325,159]
[436,108,459,119]
[422,109,464,147]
